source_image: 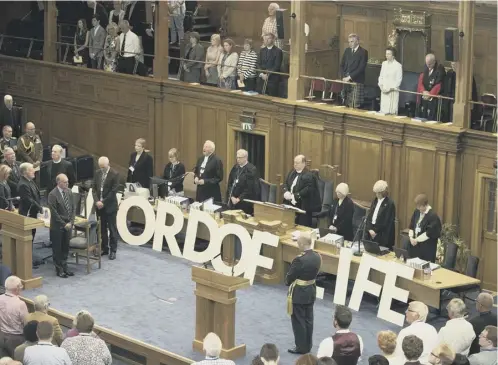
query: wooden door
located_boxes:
[479,178,497,291]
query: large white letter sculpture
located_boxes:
[116,197,279,284]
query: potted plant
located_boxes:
[437,223,470,272]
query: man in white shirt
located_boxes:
[192,332,234,365]
[438,298,476,356]
[317,305,363,363]
[395,301,438,364]
[117,20,141,75]
[23,321,72,365]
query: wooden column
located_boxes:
[43,0,57,62]
[153,1,169,80]
[287,1,306,101]
[452,1,475,128]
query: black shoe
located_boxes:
[288,347,306,355]
[101,251,109,256]
[56,270,68,278]
[64,270,75,277]
[109,252,116,260]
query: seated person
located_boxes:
[25,295,63,346]
[401,335,424,365]
[13,321,38,362]
[417,53,446,120]
[468,293,497,355]
[468,326,497,365]
[438,299,476,356]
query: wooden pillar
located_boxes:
[153,1,169,80]
[452,1,475,128]
[43,0,57,62]
[287,1,306,101]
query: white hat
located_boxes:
[335,183,349,196]
[373,180,388,193]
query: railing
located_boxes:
[469,100,497,133]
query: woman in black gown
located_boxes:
[73,19,89,67]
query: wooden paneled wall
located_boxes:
[0,56,495,288]
[204,1,497,94]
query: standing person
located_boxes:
[117,20,141,75]
[74,19,89,67]
[218,39,238,90]
[468,293,497,355]
[103,22,119,72]
[126,138,153,188]
[340,33,368,108]
[378,47,403,115]
[24,295,63,346]
[0,95,25,138]
[109,1,125,26]
[285,232,322,355]
[88,14,107,69]
[0,126,17,160]
[194,140,223,203]
[237,39,258,91]
[416,53,446,120]
[315,183,354,241]
[16,122,42,169]
[45,145,76,193]
[227,149,259,215]
[364,180,396,250]
[48,174,75,278]
[163,148,186,195]
[92,156,120,260]
[182,32,204,83]
[261,2,282,49]
[406,194,442,263]
[282,155,321,227]
[256,33,283,97]
[168,0,185,46]
[2,148,21,198]
[0,276,28,358]
[204,34,223,86]
[0,165,14,211]
[18,163,43,242]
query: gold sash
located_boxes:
[286,279,316,316]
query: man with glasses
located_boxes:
[395,301,438,364]
[0,276,28,358]
[48,174,75,278]
[24,295,63,346]
[468,326,498,365]
[469,293,497,355]
[429,344,455,365]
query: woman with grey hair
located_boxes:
[65,310,100,338]
[104,22,119,72]
[438,299,476,356]
[364,180,396,249]
[315,182,354,240]
[261,3,282,48]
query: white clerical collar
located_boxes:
[422,205,431,214]
[239,162,248,168]
[295,169,303,174]
[377,197,385,203]
[266,45,274,50]
[53,158,62,164]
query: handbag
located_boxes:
[73,55,83,64]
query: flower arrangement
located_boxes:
[436,223,470,272]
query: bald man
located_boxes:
[285,232,322,354]
[469,293,497,355]
[282,155,321,227]
[194,140,223,203]
[226,149,259,215]
[17,122,42,168]
[416,53,446,120]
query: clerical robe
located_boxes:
[378,59,403,114]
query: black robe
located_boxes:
[407,208,442,263]
[163,162,186,193]
[194,154,223,203]
[365,196,396,249]
[226,162,259,215]
[127,152,154,189]
[328,196,354,241]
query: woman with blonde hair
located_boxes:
[104,22,119,72]
[0,164,13,210]
[218,38,238,90]
[204,34,223,85]
[127,138,154,188]
[377,330,398,364]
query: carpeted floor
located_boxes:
[12,227,492,364]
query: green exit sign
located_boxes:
[241,122,254,131]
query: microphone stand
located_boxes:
[353,216,367,257]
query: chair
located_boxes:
[451,255,480,301]
[312,180,334,228]
[352,200,368,239]
[442,242,458,270]
[183,172,197,200]
[259,178,277,204]
[478,94,497,133]
[68,219,102,274]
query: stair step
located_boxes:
[193,23,216,30]
[194,15,210,24]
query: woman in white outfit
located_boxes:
[378,47,403,115]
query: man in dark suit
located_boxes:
[340,33,368,108]
[365,180,396,249]
[256,33,283,97]
[417,53,446,120]
[282,155,321,227]
[468,293,497,355]
[92,156,120,260]
[194,140,223,203]
[18,162,43,242]
[86,0,108,29]
[227,149,259,215]
[285,232,322,354]
[48,174,75,278]
[2,148,21,198]
[43,144,76,193]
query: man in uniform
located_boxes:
[17,122,43,169]
[0,125,17,161]
[285,232,322,355]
